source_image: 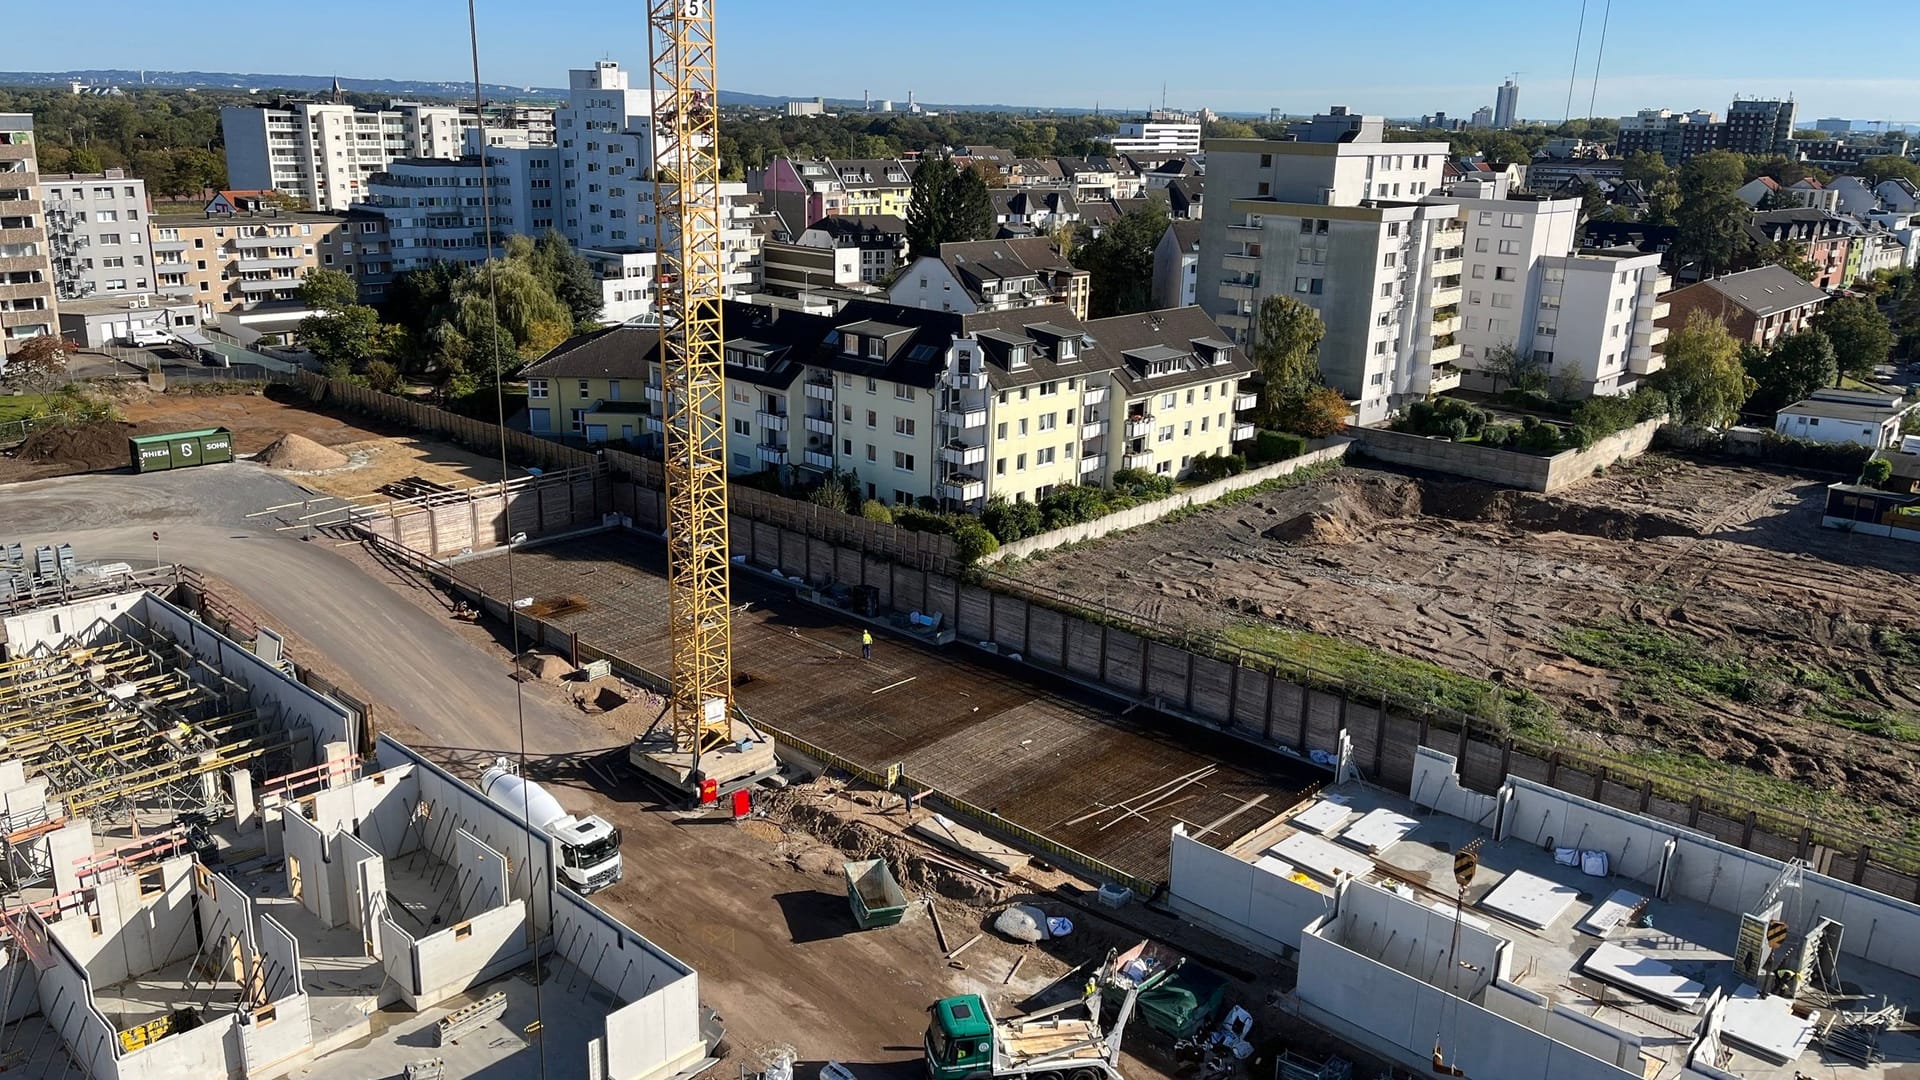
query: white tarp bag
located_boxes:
[1581,849,1610,877]
[1554,847,1580,867]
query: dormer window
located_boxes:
[842,333,859,356]
[1059,339,1077,360]
[867,337,886,359]
[1009,345,1028,369]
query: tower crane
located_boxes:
[633,0,778,799]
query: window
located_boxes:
[1497,240,1520,255]
[570,409,585,432]
[1037,447,1056,465]
[1491,294,1513,309]
[732,418,750,436]
[842,404,853,421]
[895,417,915,436]
[867,337,886,359]
[99,233,121,245]
[1040,381,1057,396]
[1295,277,1310,293]
[866,410,877,428]
[1038,413,1057,431]
[1474,238,1489,252]
[1469,290,1483,305]
[996,422,1008,439]
[1018,418,1029,436]
[1017,453,1027,469]
[1501,213,1522,228]
[96,210,117,222]
[866,377,878,394]
[1309,278,1323,295]
[893,451,915,471]
[895,383,914,401]
[1299,219,1313,235]
[528,380,548,399]
[1387,222,1401,237]
[996,458,1007,475]
[1494,266,1515,282]
[866,444,877,461]
[578,380,590,398]
[1478,211,1493,226]
[1157,425,1174,443]
[1161,393,1177,409]
[844,438,853,455]
[1380,282,1393,297]
[1374,341,1387,355]
[1383,252,1396,268]
[1472,266,1486,279]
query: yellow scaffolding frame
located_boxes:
[650,0,734,758]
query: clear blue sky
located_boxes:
[10,0,1917,123]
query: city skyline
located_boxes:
[5,0,1919,123]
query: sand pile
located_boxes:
[16,421,131,471]
[256,433,349,471]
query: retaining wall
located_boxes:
[979,439,1351,564]
[1347,415,1664,493]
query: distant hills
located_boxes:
[0,69,1111,114]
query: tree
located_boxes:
[1269,385,1353,438]
[903,154,992,257]
[1649,311,1755,427]
[1860,156,1920,188]
[1863,458,1894,488]
[1248,295,1325,422]
[1577,178,1611,223]
[298,305,386,369]
[1674,151,1754,278]
[1811,295,1895,379]
[1481,341,1546,393]
[1752,239,1819,283]
[1622,151,1672,189]
[297,268,359,313]
[0,336,73,395]
[534,231,604,329]
[1072,201,1168,317]
[1748,328,1838,412]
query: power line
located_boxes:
[1563,0,1589,125]
[466,3,548,1078]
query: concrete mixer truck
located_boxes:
[479,758,623,894]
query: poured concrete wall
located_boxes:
[116,1012,238,1080]
[1347,416,1663,494]
[1,591,146,654]
[1298,892,1639,1080]
[408,901,529,1011]
[191,867,257,998]
[552,887,704,1080]
[336,832,381,934]
[1165,825,1330,955]
[454,827,508,911]
[1410,747,1497,826]
[36,931,119,1080]
[136,592,356,756]
[281,810,341,928]
[243,913,312,1074]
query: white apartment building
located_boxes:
[39,170,150,300]
[555,60,658,248]
[0,116,58,355]
[1100,119,1203,160]
[1427,176,1668,397]
[222,100,554,212]
[1197,136,1460,424]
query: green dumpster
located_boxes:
[128,428,233,473]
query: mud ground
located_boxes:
[1011,455,1920,834]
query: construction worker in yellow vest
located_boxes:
[861,629,873,660]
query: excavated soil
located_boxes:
[1013,455,1920,827]
[255,432,350,471]
[14,421,135,471]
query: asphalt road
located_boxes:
[1,463,613,762]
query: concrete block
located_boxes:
[231,768,256,834]
[47,820,93,897]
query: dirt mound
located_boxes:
[256,433,349,471]
[1259,472,1424,546]
[515,652,574,682]
[16,421,133,471]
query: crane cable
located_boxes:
[467,2,549,1077]
[1562,0,1589,126]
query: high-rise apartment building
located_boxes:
[1494,79,1520,129]
[1724,98,1796,156]
[1098,117,1203,160]
[0,116,58,357]
[1197,134,1461,424]
[1614,98,1794,162]
[222,100,555,212]
[39,171,150,300]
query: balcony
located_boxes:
[1226,222,1261,233]
[1122,450,1154,471]
[238,279,299,294]
[1628,345,1666,376]
[1081,419,1108,441]
[0,228,41,247]
[804,449,835,469]
[1430,284,1463,308]
[1633,325,1669,349]
[645,416,664,434]
[1430,341,1462,365]
[0,256,43,275]
[238,256,306,271]
[1431,257,1463,279]
[757,443,787,465]
[1639,296,1672,320]
[950,366,988,391]
[0,143,33,162]
[756,410,789,433]
[1218,281,1256,303]
[1430,313,1461,336]
[938,477,986,503]
[1080,453,1107,476]
[1083,384,1107,407]
[1231,422,1255,442]
[939,406,987,429]
[1124,415,1154,439]
[1222,252,1261,271]
[0,199,34,217]
[940,443,987,467]
[803,415,834,436]
[1427,365,1463,393]
[1234,392,1258,412]
[645,383,664,402]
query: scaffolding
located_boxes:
[42,198,93,302]
[0,611,303,890]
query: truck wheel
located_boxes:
[1068,1069,1099,1080]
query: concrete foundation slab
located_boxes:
[629,720,779,794]
[1290,798,1353,835]
[1479,870,1580,930]
[1338,808,1419,854]
[1270,832,1374,885]
[1579,942,1708,1011]
[1575,889,1646,939]
[1721,985,1817,1064]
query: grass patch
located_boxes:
[1158,460,1343,525]
[1625,749,1920,844]
[0,394,52,425]
[1221,620,1561,742]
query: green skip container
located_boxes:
[128,428,234,473]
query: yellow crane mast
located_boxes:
[648,0,733,763]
